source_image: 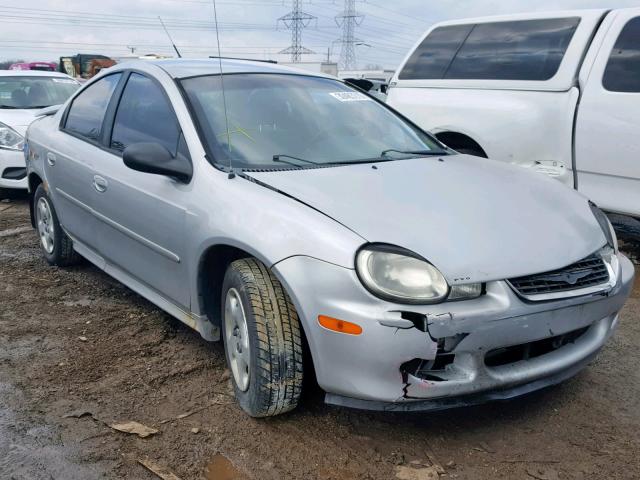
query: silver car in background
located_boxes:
[25,59,634,416]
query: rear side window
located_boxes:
[603,17,640,93]
[110,73,180,155]
[400,18,580,81]
[64,73,121,141]
[399,24,473,80]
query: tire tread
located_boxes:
[228,258,303,417]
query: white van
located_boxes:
[387,9,640,234]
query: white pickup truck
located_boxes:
[387,8,640,236]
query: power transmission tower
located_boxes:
[335,0,364,70]
[278,0,316,62]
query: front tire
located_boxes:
[221,258,304,417]
[34,184,79,266]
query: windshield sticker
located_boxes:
[52,78,77,84]
[329,91,371,102]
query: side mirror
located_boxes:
[123,142,192,183]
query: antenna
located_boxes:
[158,16,182,58]
[211,0,234,178]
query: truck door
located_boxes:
[576,10,640,216]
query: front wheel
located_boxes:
[221,258,304,417]
[34,184,79,266]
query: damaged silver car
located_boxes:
[25,59,635,416]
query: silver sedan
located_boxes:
[25,59,635,416]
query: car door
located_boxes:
[576,10,640,216]
[90,71,192,309]
[47,73,123,251]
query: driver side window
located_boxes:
[110,73,181,156]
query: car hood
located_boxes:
[246,155,606,283]
[0,109,40,134]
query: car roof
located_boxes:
[432,8,608,27]
[123,58,334,80]
[0,70,73,78]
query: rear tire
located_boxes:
[221,258,304,417]
[34,184,79,267]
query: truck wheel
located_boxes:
[34,184,79,266]
[608,213,640,242]
[221,258,304,417]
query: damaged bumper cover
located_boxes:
[273,253,635,411]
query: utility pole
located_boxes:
[335,0,364,70]
[277,0,316,63]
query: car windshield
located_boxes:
[181,73,444,169]
[0,76,79,109]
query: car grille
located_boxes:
[508,254,610,299]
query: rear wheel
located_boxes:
[34,184,79,266]
[221,258,304,417]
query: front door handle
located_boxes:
[93,175,108,193]
[46,152,56,166]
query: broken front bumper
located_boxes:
[273,253,635,411]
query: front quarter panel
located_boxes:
[186,166,366,314]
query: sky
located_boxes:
[0,0,638,70]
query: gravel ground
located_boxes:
[1,197,639,480]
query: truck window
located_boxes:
[400,18,580,81]
[399,24,473,80]
[603,17,640,93]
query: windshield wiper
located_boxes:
[23,105,51,109]
[272,154,321,168]
[381,148,448,157]
[0,105,19,109]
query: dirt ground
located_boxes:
[1,196,639,480]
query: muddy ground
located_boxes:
[1,196,639,480]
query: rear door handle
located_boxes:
[46,152,56,166]
[93,175,108,193]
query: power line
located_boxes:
[334,0,364,69]
[277,0,317,62]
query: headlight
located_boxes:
[0,122,24,151]
[356,245,449,303]
[589,202,618,253]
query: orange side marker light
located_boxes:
[318,315,363,335]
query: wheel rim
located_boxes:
[224,288,251,392]
[36,197,55,254]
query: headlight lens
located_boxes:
[356,245,449,303]
[589,202,618,253]
[0,122,24,151]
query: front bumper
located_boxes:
[273,253,635,410]
[0,148,27,190]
